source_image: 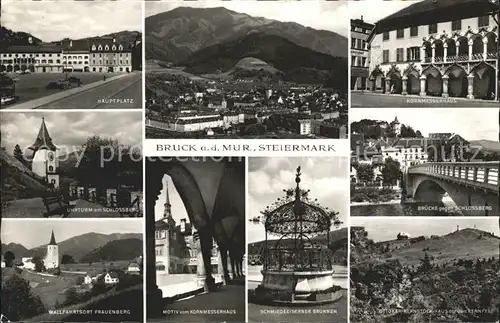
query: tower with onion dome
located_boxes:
[29,117,59,188]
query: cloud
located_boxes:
[348,0,418,24]
[0,111,143,155]
[1,0,142,42]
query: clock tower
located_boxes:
[29,117,59,188]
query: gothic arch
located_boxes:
[386,65,402,94]
[456,37,469,58]
[404,66,421,95]
[470,62,496,100]
[422,65,443,96]
[445,64,468,98]
[370,65,385,92]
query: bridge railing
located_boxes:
[408,162,499,193]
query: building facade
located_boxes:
[367,0,499,100]
[0,43,63,73]
[351,17,375,90]
[89,37,132,73]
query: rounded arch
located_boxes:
[404,67,421,95]
[470,34,484,58]
[485,32,497,57]
[471,62,496,100]
[445,38,457,59]
[423,41,432,62]
[13,64,20,72]
[445,64,468,98]
[387,68,402,94]
[434,39,445,62]
[28,64,35,72]
[370,66,385,92]
[422,65,443,96]
[456,37,468,58]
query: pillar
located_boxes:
[217,247,224,283]
[146,166,164,318]
[431,44,436,63]
[419,75,427,96]
[443,43,448,63]
[466,74,475,99]
[194,228,206,288]
[385,77,391,94]
[483,38,488,60]
[421,46,426,63]
[371,78,376,91]
[402,76,408,95]
[442,75,449,98]
[468,40,473,61]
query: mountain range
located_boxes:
[145,7,347,86]
[1,232,143,263]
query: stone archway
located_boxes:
[446,65,468,97]
[370,67,385,92]
[145,158,245,318]
[387,69,402,94]
[471,62,496,100]
[422,65,443,96]
[406,69,421,95]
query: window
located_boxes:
[383,32,390,41]
[98,45,102,51]
[351,38,356,48]
[118,45,123,50]
[357,39,363,49]
[397,29,404,39]
[396,48,404,62]
[429,23,437,34]
[351,56,357,66]
[85,61,88,65]
[92,67,96,71]
[452,20,461,31]
[406,47,421,61]
[56,60,60,63]
[92,45,96,51]
[383,50,389,63]
[105,45,109,51]
[478,16,489,27]
[361,57,367,67]
[112,45,116,51]
[93,60,96,64]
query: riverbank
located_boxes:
[350,199,401,206]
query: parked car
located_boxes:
[46,79,70,90]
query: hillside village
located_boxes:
[1,231,143,322]
[350,225,500,323]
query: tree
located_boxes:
[13,144,25,165]
[63,287,80,306]
[475,259,483,272]
[61,254,75,265]
[1,274,46,321]
[32,256,45,272]
[415,130,423,138]
[4,251,15,267]
[356,164,375,183]
[419,251,433,272]
[381,158,401,185]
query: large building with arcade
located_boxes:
[366,0,499,100]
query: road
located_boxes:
[351,92,500,108]
[37,72,142,109]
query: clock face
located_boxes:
[48,152,54,161]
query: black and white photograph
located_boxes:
[247,157,348,323]
[145,157,245,322]
[1,111,143,218]
[1,219,143,323]
[145,1,348,139]
[350,217,500,323]
[0,0,142,109]
[350,108,499,216]
[350,0,500,108]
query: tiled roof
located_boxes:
[61,39,90,52]
[89,37,131,52]
[29,118,57,152]
[2,44,62,53]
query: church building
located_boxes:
[45,230,59,269]
[29,117,59,188]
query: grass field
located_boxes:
[6,72,120,104]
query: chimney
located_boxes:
[361,15,364,21]
[69,39,73,48]
[113,37,116,43]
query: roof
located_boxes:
[107,271,120,278]
[469,140,500,152]
[2,44,62,53]
[61,39,90,52]
[373,0,500,34]
[29,118,57,152]
[351,18,375,30]
[89,37,131,52]
[48,230,57,245]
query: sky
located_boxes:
[247,157,349,243]
[351,217,500,242]
[349,0,419,24]
[1,0,142,42]
[350,108,499,141]
[1,219,143,249]
[0,111,143,156]
[146,0,349,37]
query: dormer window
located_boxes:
[105,45,109,51]
[92,45,96,51]
[98,45,102,51]
[118,45,123,51]
[112,45,116,51]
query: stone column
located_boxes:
[146,165,164,318]
[194,228,206,287]
[421,46,426,63]
[443,43,448,63]
[431,44,436,63]
[419,75,427,96]
[466,74,475,99]
[442,75,449,98]
[217,247,224,283]
[483,37,488,60]
[402,76,408,95]
[385,77,391,94]
[468,40,473,61]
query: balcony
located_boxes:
[423,52,498,64]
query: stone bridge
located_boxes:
[405,162,499,216]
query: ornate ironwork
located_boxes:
[253,166,341,272]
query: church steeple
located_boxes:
[164,180,172,219]
[49,230,57,245]
[29,117,57,152]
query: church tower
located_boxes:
[29,117,59,188]
[45,230,59,269]
[392,116,401,137]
